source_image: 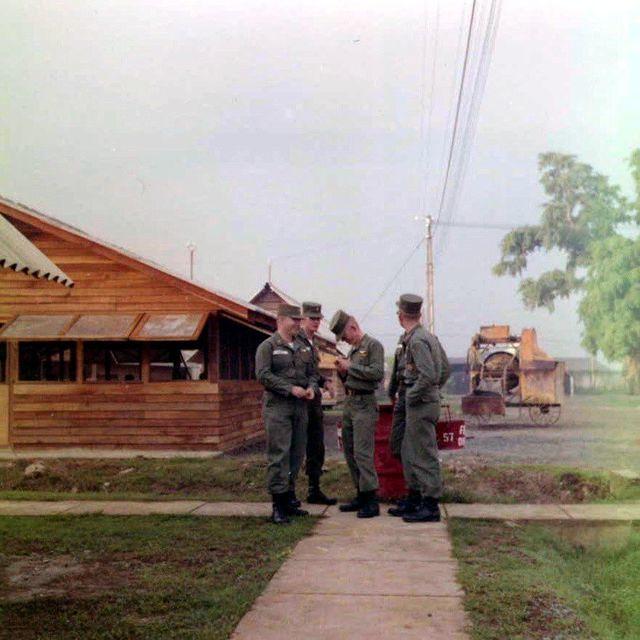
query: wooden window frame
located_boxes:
[130,313,208,342]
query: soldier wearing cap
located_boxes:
[329,310,384,518]
[388,294,451,523]
[298,302,337,505]
[255,303,320,524]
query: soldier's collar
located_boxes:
[403,324,421,341]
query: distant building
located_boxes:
[563,357,623,393]
[250,281,343,404]
[443,357,470,395]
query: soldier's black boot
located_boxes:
[388,489,421,517]
[307,478,337,506]
[357,491,380,519]
[339,492,361,512]
[402,496,441,523]
[287,489,302,508]
[285,490,309,517]
[271,493,291,525]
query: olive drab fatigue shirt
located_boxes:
[403,325,451,405]
[255,332,319,399]
[388,334,408,398]
[343,334,385,392]
[297,330,326,395]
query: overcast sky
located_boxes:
[2,0,639,358]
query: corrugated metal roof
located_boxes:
[0,213,74,287]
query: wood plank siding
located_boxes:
[0,205,271,452]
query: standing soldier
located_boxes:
[299,302,338,505]
[255,304,319,524]
[390,294,450,523]
[329,310,384,518]
[387,317,414,516]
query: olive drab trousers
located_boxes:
[341,395,379,493]
[402,400,443,499]
[264,395,308,495]
[389,390,406,459]
[305,396,326,483]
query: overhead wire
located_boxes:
[435,0,503,256]
[433,0,479,225]
[361,238,425,321]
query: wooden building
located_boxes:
[250,281,344,404]
[0,197,276,453]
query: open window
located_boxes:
[218,315,267,380]
[18,342,77,382]
[83,343,142,383]
[149,342,207,382]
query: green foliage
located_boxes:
[493,152,628,311]
[494,150,640,390]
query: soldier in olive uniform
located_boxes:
[388,294,451,523]
[255,304,320,524]
[329,310,384,518]
[298,302,337,505]
[388,332,408,460]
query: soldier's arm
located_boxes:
[255,342,294,396]
[437,338,451,387]
[406,338,438,403]
[388,354,399,399]
[347,340,384,383]
[308,359,322,397]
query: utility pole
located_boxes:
[268,259,273,284]
[425,215,435,333]
[187,243,196,281]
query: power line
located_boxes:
[435,0,502,254]
[434,0,478,224]
[361,238,425,321]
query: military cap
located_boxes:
[329,309,350,340]
[302,301,323,319]
[276,303,302,319]
[396,293,423,315]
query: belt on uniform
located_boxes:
[345,388,374,396]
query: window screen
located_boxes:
[83,343,142,382]
[2,315,75,338]
[67,315,139,339]
[149,343,207,382]
[19,342,77,382]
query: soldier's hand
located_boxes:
[291,386,307,398]
[324,380,335,398]
[305,388,315,400]
[336,357,349,374]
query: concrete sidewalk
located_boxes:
[1,499,639,520]
[232,509,470,640]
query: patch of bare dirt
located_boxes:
[524,592,592,640]
[1,554,139,602]
[444,458,610,503]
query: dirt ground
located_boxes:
[322,394,640,471]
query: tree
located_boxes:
[494,152,629,310]
[494,151,639,392]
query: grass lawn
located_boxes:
[449,519,640,640]
[2,455,639,504]
[0,514,316,640]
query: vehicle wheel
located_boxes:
[528,405,561,425]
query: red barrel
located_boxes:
[337,403,466,500]
[374,403,406,500]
